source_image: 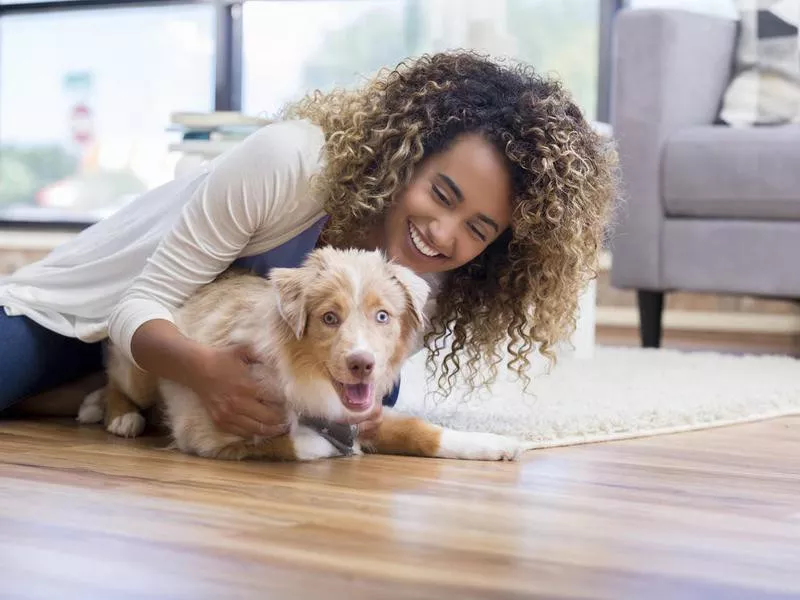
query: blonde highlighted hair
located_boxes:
[282,51,618,394]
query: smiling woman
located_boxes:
[378,133,513,274]
[290,51,618,393]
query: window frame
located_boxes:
[0,0,618,230]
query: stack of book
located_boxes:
[169,111,272,142]
[167,111,272,160]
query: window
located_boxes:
[0,4,214,223]
[243,0,599,121]
[0,0,613,227]
[242,0,413,117]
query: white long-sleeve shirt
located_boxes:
[0,119,331,366]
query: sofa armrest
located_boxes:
[609,8,737,290]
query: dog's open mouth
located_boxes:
[333,381,374,411]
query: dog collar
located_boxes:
[298,416,358,456]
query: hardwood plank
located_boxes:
[1,417,799,599]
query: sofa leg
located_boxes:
[637,290,664,348]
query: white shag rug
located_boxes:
[396,346,800,449]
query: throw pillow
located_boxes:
[719,0,800,126]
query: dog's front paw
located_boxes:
[106,412,146,438]
[437,429,532,461]
[291,426,348,461]
[77,388,105,424]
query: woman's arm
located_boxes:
[109,119,325,369]
[131,319,289,437]
[129,319,210,391]
[108,120,325,436]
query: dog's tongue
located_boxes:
[343,383,373,409]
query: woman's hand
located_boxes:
[131,320,289,438]
[193,344,290,438]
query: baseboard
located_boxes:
[596,306,800,335]
[0,229,78,251]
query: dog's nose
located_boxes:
[347,351,375,379]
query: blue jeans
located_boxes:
[0,310,103,413]
[0,309,400,414]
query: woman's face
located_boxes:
[381,133,513,274]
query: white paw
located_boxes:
[437,429,531,461]
[107,412,145,438]
[291,425,344,461]
[77,389,104,424]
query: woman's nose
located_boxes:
[429,217,457,257]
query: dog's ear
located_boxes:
[269,267,309,339]
[388,263,431,331]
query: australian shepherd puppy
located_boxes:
[78,247,530,462]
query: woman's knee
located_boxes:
[0,311,103,412]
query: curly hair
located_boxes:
[282,50,619,395]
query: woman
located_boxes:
[0,51,617,438]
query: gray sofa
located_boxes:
[608,8,800,346]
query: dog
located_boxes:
[78,247,531,462]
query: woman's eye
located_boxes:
[469,224,487,242]
[432,184,450,206]
[376,310,390,324]
[322,312,340,326]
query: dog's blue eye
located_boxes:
[322,312,339,326]
[376,310,390,324]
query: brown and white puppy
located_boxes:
[78,248,530,461]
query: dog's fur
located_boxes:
[78,248,530,461]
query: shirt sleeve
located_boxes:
[107,120,325,367]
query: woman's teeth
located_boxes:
[409,222,441,258]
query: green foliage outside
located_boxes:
[0,145,77,206]
[299,0,598,119]
[0,144,146,210]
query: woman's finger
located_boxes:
[357,418,381,439]
[216,422,255,439]
[233,395,287,427]
[232,343,263,365]
[226,413,291,438]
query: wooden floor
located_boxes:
[1,417,799,600]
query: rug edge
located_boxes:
[520,409,800,450]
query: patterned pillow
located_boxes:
[719,0,800,126]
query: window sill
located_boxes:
[0,229,78,252]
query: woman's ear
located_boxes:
[269,267,310,339]
[387,263,431,331]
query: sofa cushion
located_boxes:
[662,125,800,220]
[718,0,800,126]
